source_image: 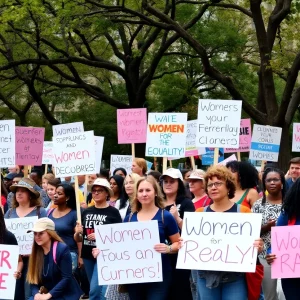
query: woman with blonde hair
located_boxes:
[5,178,47,300]
[115,173,141,220]
[27,218,82,300]
[131,157,147,177]
[93,177,180,299]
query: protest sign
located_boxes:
[0,244,19,299]
[271,225,300,279]
[292,123,300,152]
[95,221,162,285]
[185,120,206,157]
[5,217,38,255]
[42,142,54,165]
[117,108,147,144]
[110,155,132,175]
[95,136,104,173]
[225,119,252,153]
[218,154,237,166]
[15,127,45,166]
[196,100,242,148]
[177,212,262,272]
[146,113,187,157]
[53,131,96,177]
[0,120,15,168]
[249,125,282,162]
[53,121,84,136]
[202,148,224,165]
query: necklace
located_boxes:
[43,254,50,277]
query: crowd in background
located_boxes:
[1,156,300,300]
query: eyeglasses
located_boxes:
[207,182,224,189]
[34,231,45,237]
[92,189,106,194]
[265,178,281,183]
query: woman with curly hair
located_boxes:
[195,165,263,300]
[252,168,286,300]
[226,161,260,208]
[267,177,300,299]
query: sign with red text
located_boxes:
[0,120,15,168]
[0,244,19,299]
[117,108,147,144]
[146,113,187,157]
[95,136,104,173]
[52,131,96,177]
[249,125,282,162]
[5,217,38,255]
[110,155,132,178]
[292,123,300,152]
[225,119,252,153]
[196,100,242,148]
[52,121,84,136]
[177,212,262,272]
[42,142,54,165]
[271,225,300,279]
[95,221,162,285]
[15,127,45,165]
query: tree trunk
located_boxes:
[277,123,291,172]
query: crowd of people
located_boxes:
[1,156,300,300]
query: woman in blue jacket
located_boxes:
[27,218,82,300]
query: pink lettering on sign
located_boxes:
[224,119,251,153]
[15,127,45,165]
[271,226,300,279]
[117,108,147,144]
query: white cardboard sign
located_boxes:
[110,155,132,175]
[292,123,300,152]
[196,100,242,148]
[177,212,262,272]
[0,244,19,299]
[5,217,38,255]
[42,141,54,164]
[52,131,96,177]
[249,125,282,162]
[95,221,162,285]
[0,120,15,167]
[146,113,187,157]
[94,136,104,173]
[52,122,84,137]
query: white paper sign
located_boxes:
[95,136,104,173]
[5,217,38,255]
[217,154,237,166]
[52,121,84,137]
[95,221,162,285]
[0,244,19,299]
[185,120,206,157]
[292,123,300,152]
[249,125,282,162]
[53,131,96,177]
[42,142,54,164]
[196,100,242,148]
[146,113,187,157]
[177,212,262,272]
[0,120,15,167]
[110,155,132,175]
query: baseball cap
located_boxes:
[188,170,206,180]
[27,218,55,233]
[161,168,183,181]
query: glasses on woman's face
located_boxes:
[207,182,224,189]
[265,178,281,183]
[92,189,106,194]
[34,231,45,237]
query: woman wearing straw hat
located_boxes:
[75,178,122,300]
[27,217,82,300]
[5,177,47,300]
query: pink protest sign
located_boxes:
[224,119,251,153]
[15,127,45,165]
[117,108,147,144]
[271,225,300,279]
